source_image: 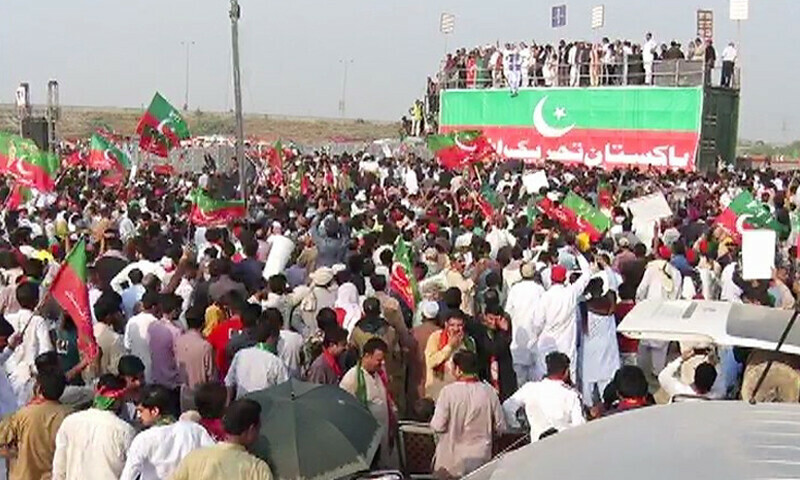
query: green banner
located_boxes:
[440,87,702,132]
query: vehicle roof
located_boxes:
[616,299,800,355]
[466,401,800,480]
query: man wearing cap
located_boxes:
[296,267,336,335]
[531,246,593,380]
[636,244,682,384]
[408,301,440,404]
[505,262,545,387]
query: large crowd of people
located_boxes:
[0,148,793,479]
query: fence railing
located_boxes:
[436,58,740,90]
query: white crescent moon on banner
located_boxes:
[532,97,575,138]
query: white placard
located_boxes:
[591,5,605,29]
[729,0,748,21]
[742,229,776,281]
[625,193,672,223]
[522,171,549,194]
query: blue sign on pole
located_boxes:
[551,5,567,28]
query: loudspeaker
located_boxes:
[21,117,49,151]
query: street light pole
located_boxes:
[338,59,353,118]
[229,0,247,208]
[181,41,195,111]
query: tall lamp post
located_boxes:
[229,0,247,207]
[338,59,353,118]
[181,41,195,111]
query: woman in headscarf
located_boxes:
[335,282,363,333]
[350,298,404,415]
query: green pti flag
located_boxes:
[0,133,59,191]
[89,134,131,172]
[50,239,97,360]
[189,189,246,226]
[390,236,419,311]
[427,131,494,170]
[715,191,788,240]
[562,192,611,239]
[137,92,190,157]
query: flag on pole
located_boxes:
[189,189,246,226]
[4,184,33,211]
[427,131,495,170]
[63,150,87,168]
[0,133,60,191]
[89,134,131,172]
[562,192,611,241]
[50,239,98,361]
[538,193,610,242]
[390,236,419,311]
[136,93,191,158]
[715,191,787,242]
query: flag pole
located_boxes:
[229,0,247,214]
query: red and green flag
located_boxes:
[426,131,495,170]
[715,191,788,242]
[63,150,87,168]
[50,239,98,361]
[390,236,419,311]
[0,133,60,191]
[4,184,33,211]
[597,181,614,210]
[136,93,191,157]
[268,140,285,186]
[89,134,131,172]
[189,189,246,226]
[538,193,610,242]
[152,164,176,176]
[439,88,703,170]
[476,184,500,220]
[562,192,611,241]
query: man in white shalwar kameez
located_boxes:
[504,263,545,386]
[531,248,593,381]
[636,245,682,384]
[579,276,621,406]
[503,352,584,441]
[4,284,53,407]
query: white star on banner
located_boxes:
[554,107,567,120]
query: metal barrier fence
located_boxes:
[437,58,740,90]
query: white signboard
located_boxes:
[440,13,455,34]
[522,171,549,194]
[730,0,749,21]
[591,5,605,29]
[625,193,672,223]
[742,229,776,281]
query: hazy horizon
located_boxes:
[1,0,796,142]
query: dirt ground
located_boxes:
[0,104,400,143]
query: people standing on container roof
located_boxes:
[642,32,657,85]
[504,43,523,97]
[721,42,737,87]
[704,39,717,86]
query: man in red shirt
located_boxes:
[207,298,259,378]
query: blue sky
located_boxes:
[1,0,794,141]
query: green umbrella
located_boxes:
[245,379,382,480]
